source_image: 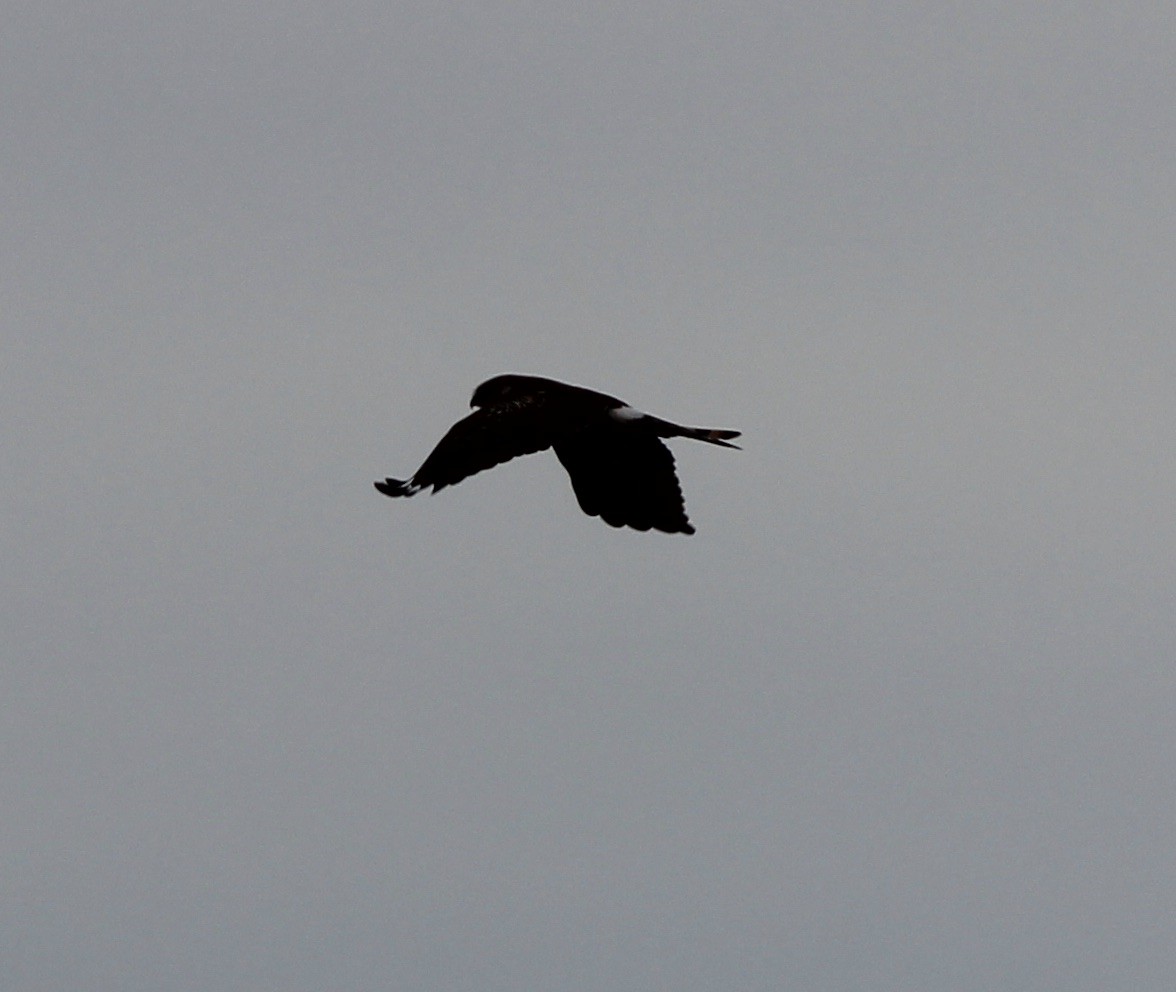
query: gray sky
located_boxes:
[4,3,1176,989]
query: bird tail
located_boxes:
[374,477,423,498]
[690,427,742,449]
[655,421,742,449]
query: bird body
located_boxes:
[375,374,740,535]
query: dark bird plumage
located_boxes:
[374,374,740,535]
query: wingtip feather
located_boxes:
[374,478,420,498]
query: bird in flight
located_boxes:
[375,374,740,535]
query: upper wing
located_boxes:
[553,426,695,535]
[377,397,561,497]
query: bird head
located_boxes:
[470,374,541,408]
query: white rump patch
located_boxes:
[609,405,646,422]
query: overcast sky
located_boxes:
[4,3,1176,990]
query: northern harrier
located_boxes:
[375,374,740,535]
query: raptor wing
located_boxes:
[554,426,695,535]
[376,396,559,497]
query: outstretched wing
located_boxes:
[554,426,695,535]
[375,396,561,497]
